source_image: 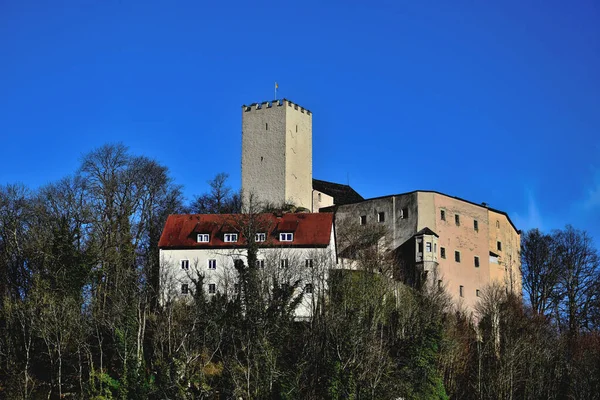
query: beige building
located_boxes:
[326,191,521,311]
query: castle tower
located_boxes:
[241,99,312,210]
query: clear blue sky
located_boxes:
[1,0,599,240]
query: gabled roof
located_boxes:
[415,227,439,237]
[313,179,364,205]
[159,213,334,249]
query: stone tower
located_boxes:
[241,99,312,210]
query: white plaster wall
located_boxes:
[160,231,336,319]
[312,190,334,212]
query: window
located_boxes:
[256,259,265,268]
[426,242,432,252]
[418,241,423,253]
[360,215,367,225]
[434,243,437,253]
[496,220,500,228]
[438,280,442,289]
[441,247,446,259]
[476,289,481,297]
[265,122,268,130]
[224,233,238,243]
[317,193,321,201]
[400,208,409,219]
[197,234,209,243]
[455,214,460,226]
[279,233,293,241]
[305,283,314,294]
[459,285,464,297]
[208,259,217,270]
[281,259,289,268]
[234,259,244,269]
[474,220,479,231]
[440,209,446,221]
[378,212,385,222]
[181,260,189,270]
[208,283,216,294]
[305,259,314,268]
[474,256,480,268]
[255,233,266,242]
[455,251,461,263]
[181,284,189,294]
[497,241,502,251]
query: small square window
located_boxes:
[305,259,313,268]
[497,241,502,251]
[255,233,266,242]
[305,283,314,294]
[181,284,189,294]
[455,214,460,226]
[281,258,289,268]
[476,289,481,297]
[400,208,409,219]
[197,234,210,243]
[360,215,367,225]
[459,285,464,297]
[474,256,480,268]
[440,210,446,221]
[208,259,217,270]
[224,233,238,243]
[474,220,478,231]
[181,260,189,270]
[455,251,461,263]
[208,283,216,294]
[378,212,385,223]
[426,242,432,252]
[279,233,293,241]
[256,259,265,268]
[441,247,446,259]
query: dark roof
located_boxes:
[313,179,364,205]
[159,213,334,249]
[415,227,439,237]
[346,190,520,234]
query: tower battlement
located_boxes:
[242,99,312,115]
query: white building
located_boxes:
[158,212,336,318]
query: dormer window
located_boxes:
[255,233,266,242]
[197,234,210,243]
[279,233,293,242]
[224,233,238,243]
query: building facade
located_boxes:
[328,191,521,311]
[158,212,336,318]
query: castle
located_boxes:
[159,98,521,312]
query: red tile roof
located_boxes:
[158,213,334,249]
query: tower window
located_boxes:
[378,212,385,222]
[265,123,268,130]
[441,247,446,259]
[440,210,446,221]
[455,251,461,263]
[496,220,500,228]
[426,242,432,252]
[460,285,464,297]
[418,241,423,253]
[474,220,478,231]
[455,214,460,226]
[317,193,322,201]
[360,215,367,225]
[476,289,481,297]
[296,124,298,132]
[497,241,502,251]
[474,256,480,268]
[438,280,442,289]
